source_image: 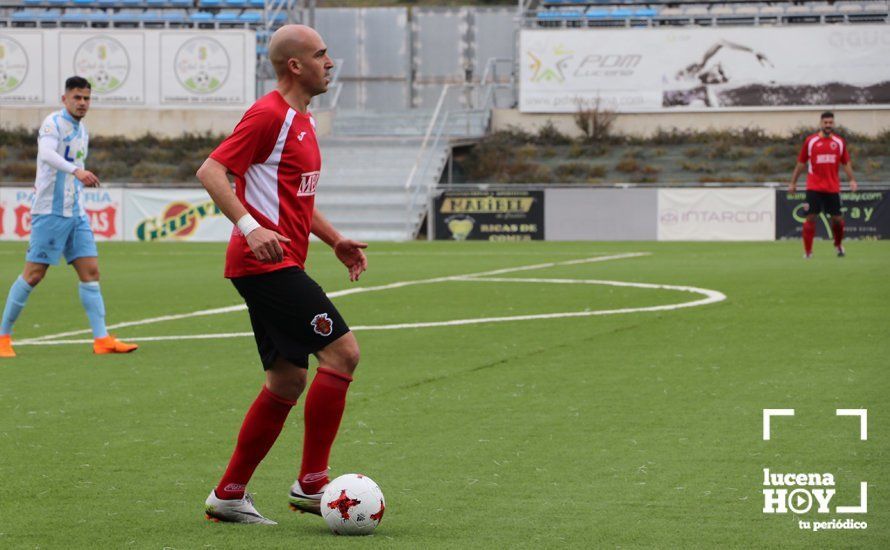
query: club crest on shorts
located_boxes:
[311,313,333,337]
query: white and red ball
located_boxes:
[320,474,386,536]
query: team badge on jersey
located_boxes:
[311,313,333,337]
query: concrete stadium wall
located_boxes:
[0,108,334,138]
[492,108,890,138]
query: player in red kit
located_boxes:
[789,111,858,258]
[195,25,368,525]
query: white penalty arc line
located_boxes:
[18,274,727,346]
[18,252,650,344]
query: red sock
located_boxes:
[802,219,816,255]
[831,219,845,247]
[299,367,353,494]
[215,385,295,500]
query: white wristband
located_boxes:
[236,214,261,236]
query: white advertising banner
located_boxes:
[60,32,146,106]
[658,188,775,241]
[0,32,44,105]
[520,25,890,113]
[123,189,232,242]
[0,29,254,109]
[0,187,124,242]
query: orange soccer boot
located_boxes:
[0,334,15,358]
[93,334,138,354]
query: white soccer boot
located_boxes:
[288,480,326,516]
[204,490,277,525]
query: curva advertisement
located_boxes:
[658,188,775,241]
[776,191,890,239]
[0,187,123,241]
[0,29,255,109]
[433,190,545,241]
[123,189,232,242]
[520,25,890,113]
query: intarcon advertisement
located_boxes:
[433,190,545,241]
[775,190,890,239]
[0,29,255,109]
[520,25,890,113]
[658,188,775,241]
[123,189,232,242]
[0,187,123,241]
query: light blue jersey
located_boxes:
[33,109,89,217]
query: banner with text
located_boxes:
[0,187,123,241]
[0,29,255,108]
[123,189,232,242]
[776,190,890,239]
[520,25,890,113]
[433,190,545,241]
[658,188,775,241]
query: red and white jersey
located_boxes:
[210,91,321,278]
[797,133,850,193]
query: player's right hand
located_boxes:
[246,227,291,263]
[788,182,797,193]
[74,168,100,187]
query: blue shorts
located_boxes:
[26,214,98,265]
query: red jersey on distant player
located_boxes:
[797,133,850,193]
[211,91,321,278]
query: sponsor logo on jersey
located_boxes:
[135,200,222,241]
[311,313,333,337]
[298,171,320,197]
[816,154,837,164]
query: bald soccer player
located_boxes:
[197,25,368,524]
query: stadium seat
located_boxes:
[169,0,192,6]
[61,11,91,23]
[248,0,265,7]
[224,0,249,7]
[36,8,61,21]
[111,9,142,23]
[189,11,214,22]
[238,10,261,23]
[585,8,609,19]
[634,8,659,18]
[23,0,43,5]
[214,11,239,23]
[120,0,143,5]
[160,10,187,23]
[608,8,634,19]
[97,0,117,6]
[199,0,222,7]
[46,0,69,6]
[147,0,171,6]
[11,9,40,21]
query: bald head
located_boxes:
[269,24,322,79]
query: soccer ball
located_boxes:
[320,474,385,536]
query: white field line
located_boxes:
[22,278,724,345]
[18,252,648,344]
[18,263,729,347]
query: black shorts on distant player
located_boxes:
[804,190,842,217]
[232,267,350,369]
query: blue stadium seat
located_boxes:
[23,0,43,5]
[608,8,634,19]
[215,12,238,23]
[160,10,186,23]
[169,0,192,7]
[120,0,143,6]
[111,9,142,23]
[189,11,214,22]
[147,0,171,6]
[224,0,249,8]
[139,10,166,23]
[73,0,96,5]
[256,45,269,56]
[37,8,61,21]
[61,11,91,23]
[199,0,222,7]
[238,11,261,23]
[248,0,265,7]
[87,11,111,23]
[634,8,659,18]
[538,8,584,20]
[11,10,40,21]
[585,8,609,19]
[98,0,118,6]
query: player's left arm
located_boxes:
[840,142,858,192]
[311,208,368,282]
[841,161,858,192]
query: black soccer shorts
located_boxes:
[231,267,350,370]
[804,190,842,217]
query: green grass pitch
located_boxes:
[0,240,888,548]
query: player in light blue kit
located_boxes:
[0,76,137,358]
